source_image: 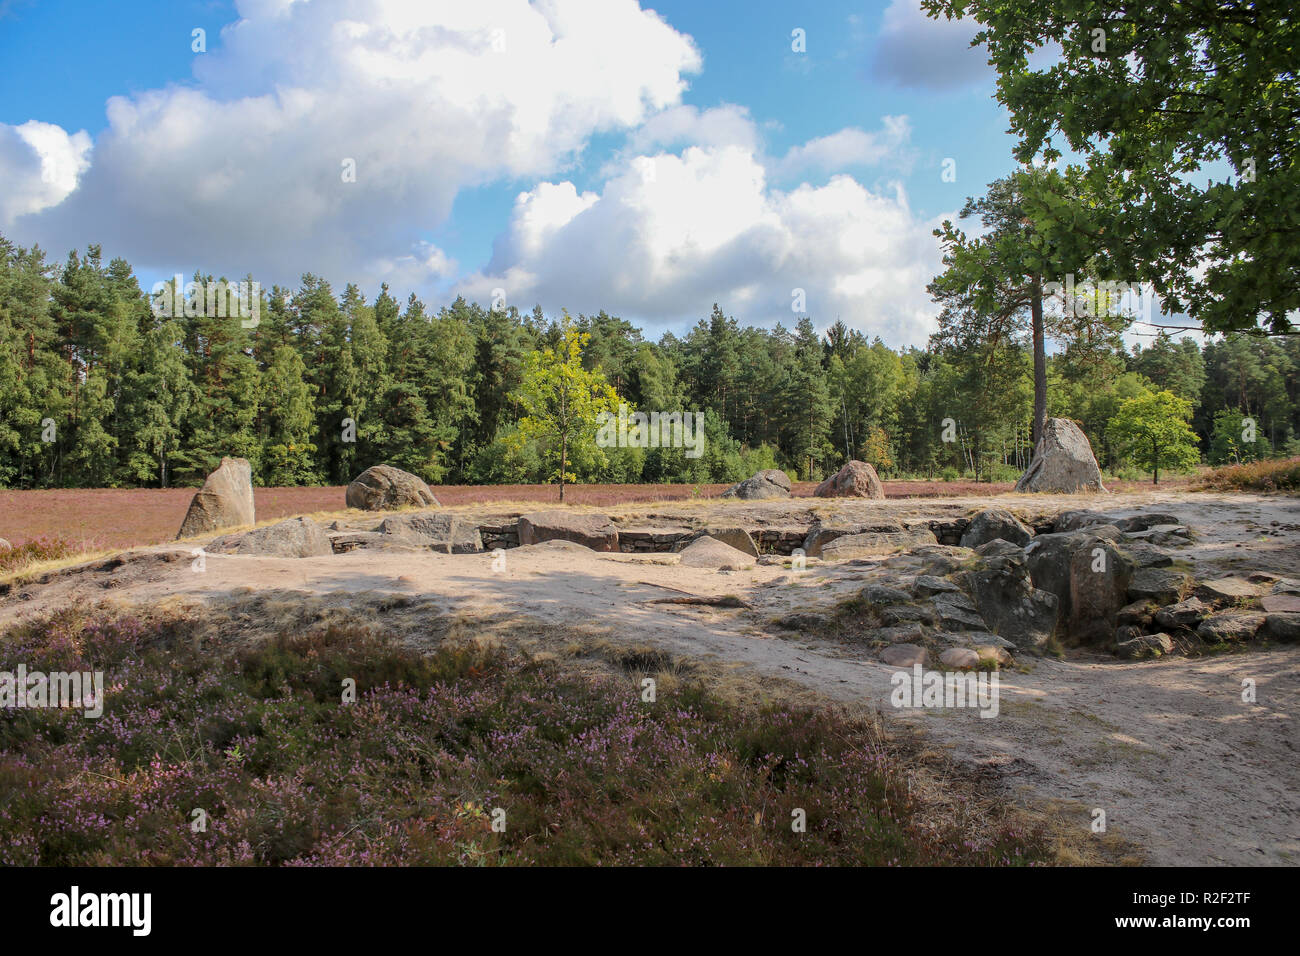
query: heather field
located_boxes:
[0,477,1194,552]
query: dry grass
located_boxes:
[1194,457,1300,493]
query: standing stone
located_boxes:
[177,457,255,539]
[814,460,885,499]
[721,469,792,500]
[1014,418,1106,494]
[346,464,439,511]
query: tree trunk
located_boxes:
[1031,273,1047,447]
[559,430,567,503]
[1152,436,1159,485]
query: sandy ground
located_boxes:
[3,488,1297,866]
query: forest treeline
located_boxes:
[2,235,1298,490]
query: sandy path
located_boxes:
[3,490,1297,865]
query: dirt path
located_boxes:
[3,490,1297,865]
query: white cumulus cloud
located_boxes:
[460,137,950,346]
[8,0,701,287]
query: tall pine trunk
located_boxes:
[1031,274,1047,447]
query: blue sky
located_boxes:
[0,0,1028,346]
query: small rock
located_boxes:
[1117,599,1157,627]
[677,536,754,570]
[880,604,938,627]
[939,647,981,669]
[877,624,925,643]
[1155,597,1210,629]
[975,645,1014,667]
[1194,577,1263,605]
[1116,632,1174,659]
[880,644,927,668]
[1197,612,1265,643]
[863,582,912,605]
[1262,613,1300,642]
[914,574,963,597]
[696,527,759,557]
[1128,566,1189,604]
[1260,593,1300,614]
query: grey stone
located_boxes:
[177,457,256,538]
[345,464,439,511]
[1116,632,1175,659]
[677,536,754,569]
[1197,613,1265,643]
[378,512,484,553]
[518,511,619,552]
[813,460,885,499]
[1262,613,1300,642]
[1015,418,1106,494]
[1194,576,1263,604]
[820,528,938,560]
[1155,597,1211,629]
[960,508,1033,549]
[1128,566,1190,604]
[721,469,791,500]
[208,516,332,558]
[880,644,927,668]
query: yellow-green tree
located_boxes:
[512,310,617,501]
[1107,389,1200,485]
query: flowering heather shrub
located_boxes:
[1196,457,1300,492]
[0,536,76,576]
[0,608,1051,866]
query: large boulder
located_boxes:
[803,517,904,558]
[820,528,937,560]
[677,536,755,570]
[346,465,439,511]
[1014,418,1106,494]
[517,511,619,552]
[722,469,791,500]
[177,457,256,539]
[207,516,333,557]
[961,541,1059,649]
[960,508,1033,549]
[1024,531,1135,644]
[378,512,483,553]
[814,460,884,499]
